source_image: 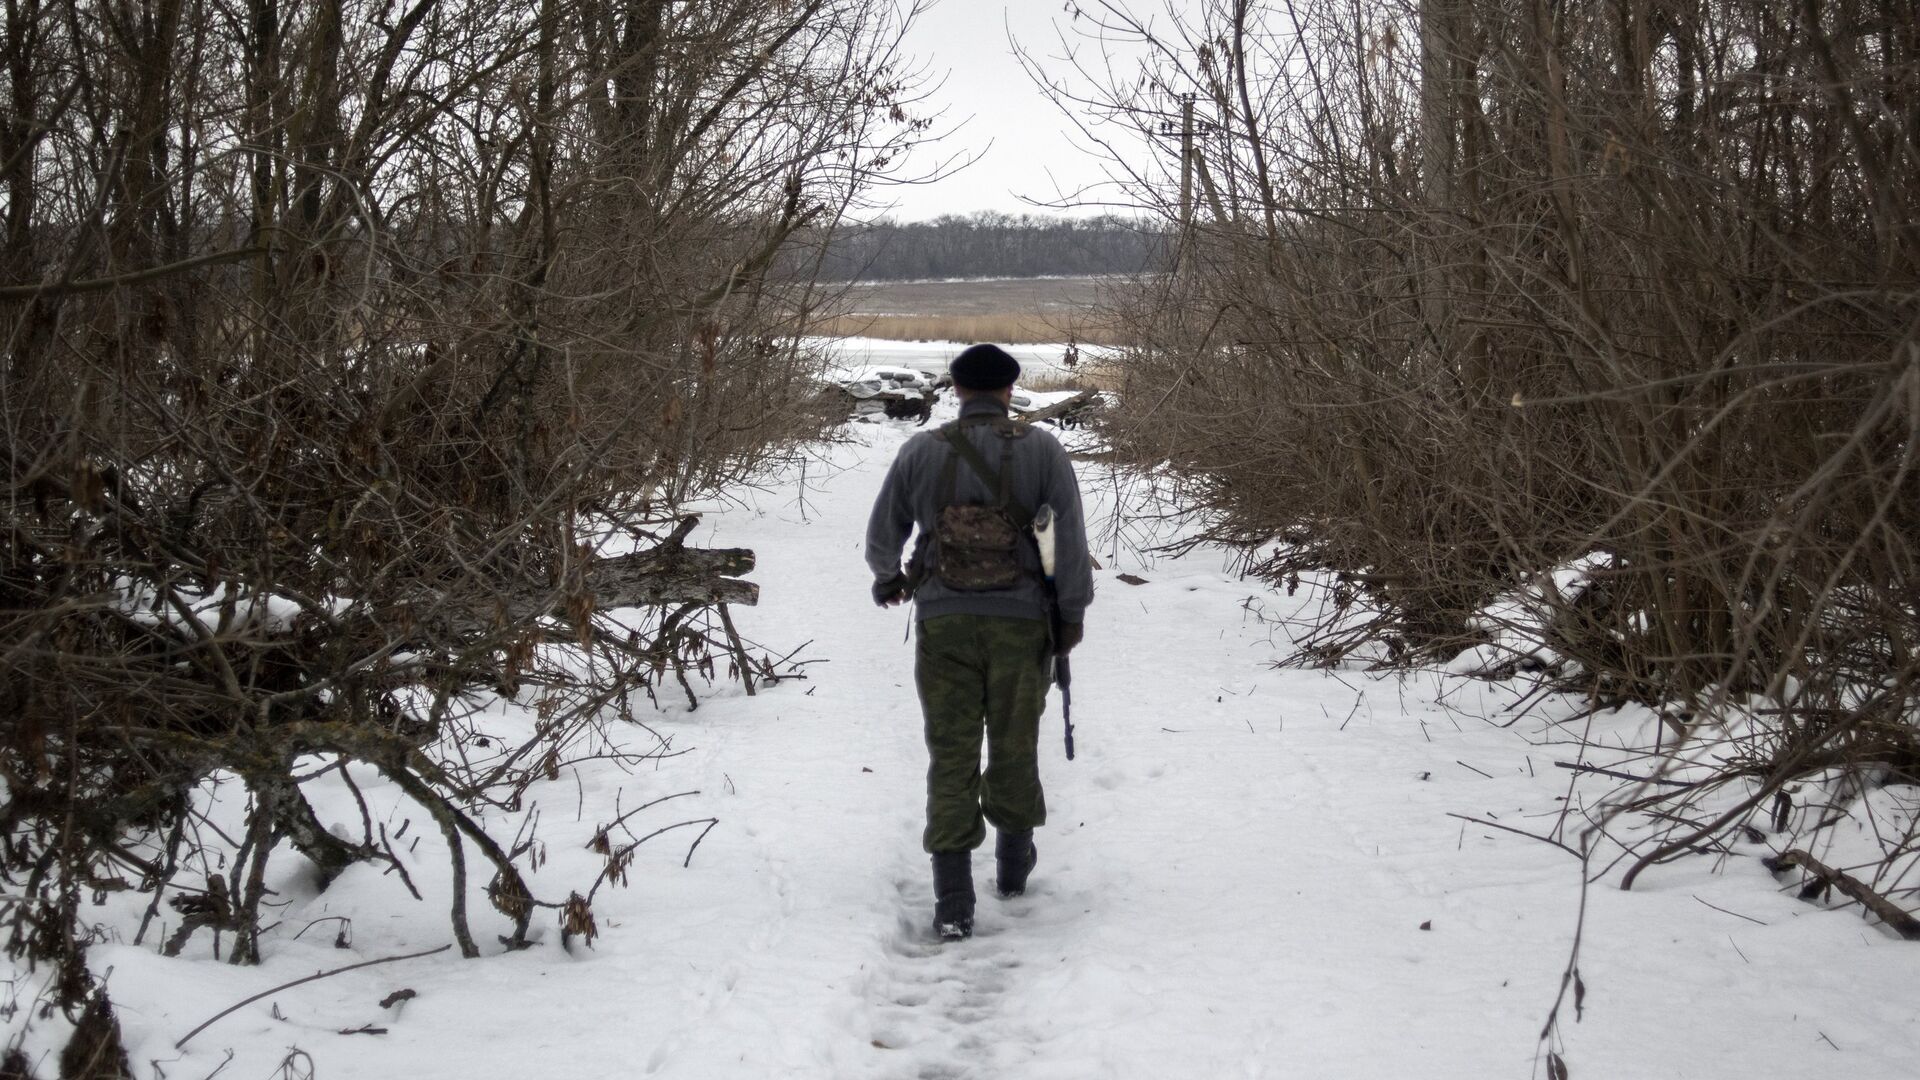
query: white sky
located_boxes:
[872,1,1151,221]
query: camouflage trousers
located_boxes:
[914,614,1051,853]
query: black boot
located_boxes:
[930,851,975,941]
[994,829,1037,898]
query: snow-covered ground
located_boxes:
[10,346,1919,1079]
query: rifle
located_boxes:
[1030,505,1075,760]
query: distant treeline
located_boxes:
[801,213,1166,281]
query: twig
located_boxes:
[378,823,424,902]
[596,789,700,844]
[175,944,451,1049]
[199,1048,236,1080]
[1692,894,1767,926]
[770,639,815,668]
[585,817,722,902]
[683,819,721,868]
[1765,849,1920,940]
[716,605,755,696]
[1445,813,1582,860]
[292,916,353,943]
[1555,760,1692,787]
[0,245,267,300]
[1536,841,1594,1068]
[135,816,188,947]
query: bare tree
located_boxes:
[3,0,932,1060]
[1047,0,1920,926]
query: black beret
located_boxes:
[949,343,1021,390]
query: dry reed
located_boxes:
[813,311,1124,345]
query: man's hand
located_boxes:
[1054,620,1084,656]
[872,573,912,607]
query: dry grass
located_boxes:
[1021,366,1121,393]
[836,275,1110,316]
[813,311,1125,345]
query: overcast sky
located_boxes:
[872,1,1151,221]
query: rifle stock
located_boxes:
[1056,653,1074,760]
[1031,505,1075,761]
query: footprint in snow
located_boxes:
[864,873,1049,1068]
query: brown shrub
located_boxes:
[1067,0,1920,892]
[1,0,919,1031]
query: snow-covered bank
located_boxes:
[811,336,1111,385]
[9,355,1918,1079]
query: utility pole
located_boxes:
[1420,1,1456,205]
[1175,92,1195,278]
[1179,93,1195,233]
[1419,0,1458,390]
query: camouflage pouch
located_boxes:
[935,504,1025,590]
[932,418,1034,592]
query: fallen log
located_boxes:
[1765,849,1920,940]
[588,546,758,608]
[1016,389,1098,427]
[387,515,756,642]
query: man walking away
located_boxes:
[865,343,1094,941]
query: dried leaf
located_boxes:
[561,892,598,949]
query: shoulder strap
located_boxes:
[941,422,1004,500]
[938,421,1033,528]
[938,422,962,508]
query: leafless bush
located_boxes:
[1058,0,1919,891]
[1,0,927,1045]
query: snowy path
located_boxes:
[567,416,1918,1079]
[72,407,1920,1079]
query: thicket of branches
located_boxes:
[795,211,1163,281]
[1069,0,1918,888]
[2,0,921,1051]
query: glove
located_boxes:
[1053,620,1084,656]
[872,573,912,608]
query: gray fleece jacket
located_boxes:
[865,397,1094,624]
